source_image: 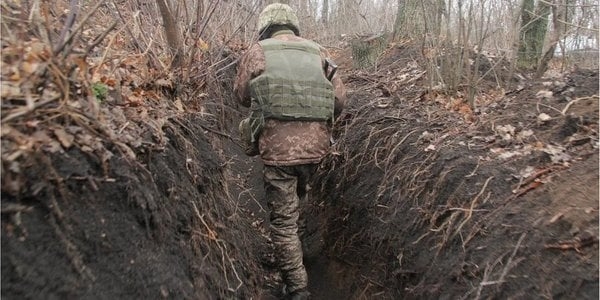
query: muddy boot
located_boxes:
[288,288,311,300]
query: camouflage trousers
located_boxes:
[264,164,317,293]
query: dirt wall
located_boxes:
[1,115,264,299]
[309,64,599,299]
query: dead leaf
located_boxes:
[420,131,434,142]
[21,61,40,75]
[101,76,117,87]
[516,129,534,142]
[1,125,14,137]
[424,144,436,152]
[519,166,536,179]
[497,151,520,160]
[1,82,21,98]
[125,94,143,107]
[67,99,82,108]
[115,141,136,160]
[138,107,149,119]
[43,140,63,153]
[77,133,94,146]
[534,141,545,149]
[543,144,571,163]
[375,102,390,108]
[537,113,551,122]
[155,78,172,88]
[496,124,515,137]
[197,38,209,52]
[7,160,21,173]
[31,130,51,144]
[536,90,553,99]
[174,99,184,112]
[25,120,40,128]
[53,128,74,148]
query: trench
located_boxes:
[2,26,597,298]
[211,42,453,299]
[218,64,600,299]
[225,144,357,299]
[210,58,367,298]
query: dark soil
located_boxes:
[1,113,266,299]
[305,45,599,299]
[2,41,598,300]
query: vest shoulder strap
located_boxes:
[259,39,321,56]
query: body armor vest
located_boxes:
[249,38,335,128]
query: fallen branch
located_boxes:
[53,0,79,54]
[545,233,598,253]
[510,166,564,198]
[562,95,599,115]
[1,95,61,124]
[84,20,118,55]
[0,204,33,214]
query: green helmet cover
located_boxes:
[258,3,300,36]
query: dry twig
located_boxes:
[474,233,527,299]
[54,1,107,56]
[545,234,598,253]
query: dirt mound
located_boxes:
[305,43,599,299]
[1,113,267,299]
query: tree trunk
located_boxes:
[536,0,568,77]
[517,0,551,70]
[393,0,445,40]
[351,34,387,69]
[265,0,288,4]
[322,0,329,24]
[432,0,446,37]
[392,0,406,40]
[157,0,183,68]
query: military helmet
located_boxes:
[257,3,300,37]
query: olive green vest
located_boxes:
[249,38,335,128]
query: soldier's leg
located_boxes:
[264,165,307,293]
[296,164,319,241]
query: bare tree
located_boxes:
[393,0,422,39]
[536,0,569,76]
[157,0,183,68]
[517,0,551,69]
[393,0,446,40]
[322,0,329,24]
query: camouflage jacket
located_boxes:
[234,30,347,166]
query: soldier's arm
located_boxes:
[318,47,347,119]
[330,68,347,119]
[234,44,265,107]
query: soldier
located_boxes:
[234,3,346,299]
